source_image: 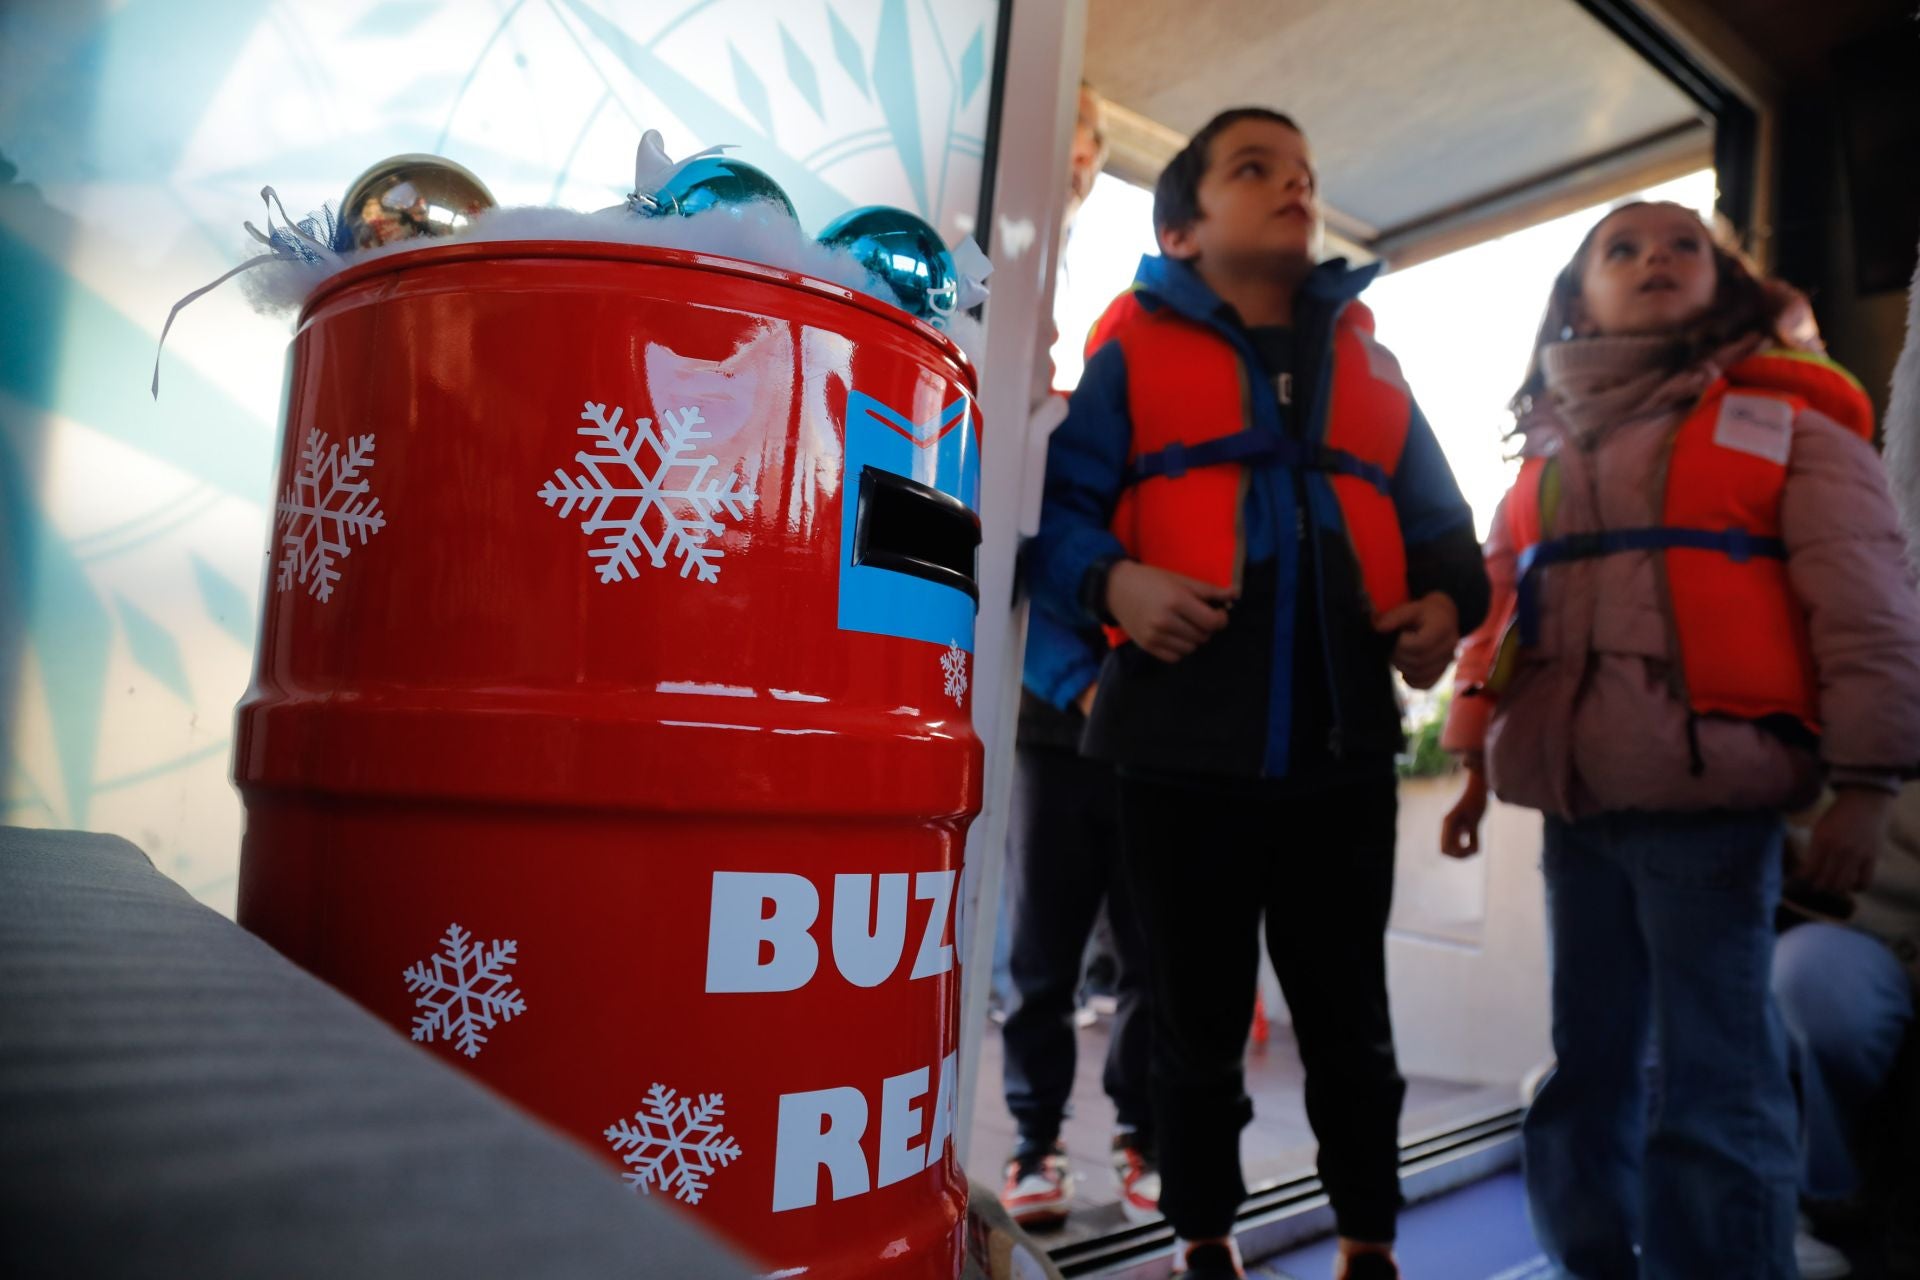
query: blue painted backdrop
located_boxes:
[0,0,1001,912]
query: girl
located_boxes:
[1440,201,1920,1278]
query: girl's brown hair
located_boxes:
[1510,201,1814,417]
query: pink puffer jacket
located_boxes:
[1444,334,1920,820]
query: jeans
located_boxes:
[1772,920,1915,1200]
[1001,744,1152,1154]
[1524,809,1798,1279]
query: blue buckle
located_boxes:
[1160,442,1188,479]
[1722,528,1753,563]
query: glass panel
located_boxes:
[0,0,1003,915]
[965,95,1715,1241]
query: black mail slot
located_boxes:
[853,465,981,603]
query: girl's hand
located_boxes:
[1441,765,1488,859]
[1802,788,1891,893]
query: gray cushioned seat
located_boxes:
[0,826,752,1279]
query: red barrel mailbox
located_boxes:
[235,241,984,1277]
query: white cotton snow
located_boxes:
[236,200,983,368]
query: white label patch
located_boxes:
[1712,393,1793,465]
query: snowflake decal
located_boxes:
[275,429,386,602]
[941,639,969,707]
[402,923,526,1059]
[538,400,754,585]
[605,1083,743,1205]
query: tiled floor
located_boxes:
[966,1011,1518,1250]
[1256,1171,1545,1280]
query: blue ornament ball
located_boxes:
[642,155,796,221]
[817,205,959,325]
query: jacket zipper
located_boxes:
[1303,302,1348,760]
[1196,297,1350,770]
[1574,416,1703,776]
[1646,419,1704,774]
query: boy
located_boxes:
[1028,108,1489,1280]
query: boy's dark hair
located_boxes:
[1152,107,1303,235]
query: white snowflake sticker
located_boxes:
[402,922,526,1059]
[275,429,386,602]
[538,400,753,585]
[941,639,969,707]
[605,1083,743,1205]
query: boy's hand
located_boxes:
[1802,788,1890,893]
[1105,561,1235,663]
[1375,592,1459,690]
[1441,764,1487,858]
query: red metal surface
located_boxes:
[235,241,983,1277]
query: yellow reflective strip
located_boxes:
[1754,347,1868,396]
[1538,457,1562,536]
[1483,620,1522,697]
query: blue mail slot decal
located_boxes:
[838,387,981,651]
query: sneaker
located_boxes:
[1110,1133,1161,1222]
[1174,1238,1244,1278]
[1000,1143,1073,1228]
[1795,1214,1852,1280]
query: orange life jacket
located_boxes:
[1104,300,1414,615]
[1495,347,1874,733]
[1084,286,1145,360]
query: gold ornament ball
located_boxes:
[341,154,496,251]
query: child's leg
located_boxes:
[1117,770,1266,1242]
[1259,774,1404,1246]
[1002,745,1122,1157]
[1630,810,1799,1279]
[1773,920,1915,1200]
[1100,824,1155,1149]
[1523,814,1650,1277]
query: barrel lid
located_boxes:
[299,238,976,389]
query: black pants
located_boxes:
[1001,743,1153,1155]
[1119,768,1405,1242]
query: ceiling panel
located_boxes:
[1084,0,1705,244]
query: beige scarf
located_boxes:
[1536,331,1769,446]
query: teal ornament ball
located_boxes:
[817,206,959,325]
[642,155,796,221]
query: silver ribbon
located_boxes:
[949,234,993,312]
[151,186,342,398]
[624,128,734,215]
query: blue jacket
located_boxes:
[1022,606,1104,713]
[1027,253,1488,778]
